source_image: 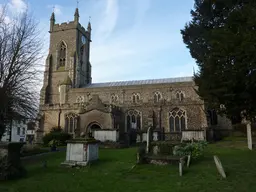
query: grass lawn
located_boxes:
[1,142,256,192]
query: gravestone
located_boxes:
[187,155,191,167]
[247,122,253,150]
[179,162,183,176]
[213,155,226,178]
[0,142,26,180]
[61,137,99,167]
[146,126,153,153]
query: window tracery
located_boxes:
[59,41,66,67]
[111,94,118,103]
[154,91,162,103]
[64,113,79,137]
[126,110,141,130]
[76,96,85,104]
[169,108,186,132]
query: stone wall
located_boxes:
[39,80,208,136]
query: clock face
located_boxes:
[81,35,86,44]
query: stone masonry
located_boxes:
[37,9,209,142]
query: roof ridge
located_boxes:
[90,76,193,85]
[82,76,193,88]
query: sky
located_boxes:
[0,0,198,83]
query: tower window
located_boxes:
[59,42,66,67]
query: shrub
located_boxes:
[42,129,71,146]
[173,140,208,160]
[50,126,62,133]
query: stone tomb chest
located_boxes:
[62,138,99,167]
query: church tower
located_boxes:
[40,8,92,104]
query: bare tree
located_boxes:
[0,5,43,139]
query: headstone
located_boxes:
[179,162,183,176]
[187,155,191,167]
[213,155,226,178]
[146,126,153,153]
[247,122,253,150]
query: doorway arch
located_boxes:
[86,122,102,137]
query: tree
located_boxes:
[181,0,256,122]
[0,5,43,139]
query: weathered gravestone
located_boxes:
[187,155,191,167]
[246,122,253,150]
[146,126,153,153]
[213,155,226,178]
[0,142,26,180]
[61,133,99,167]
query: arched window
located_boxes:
[169,108,186,132]
[64,113,79,137]
[132,93,140,103]
[111,94,118,103]
[76,96,85,104]
[59,42,67,67]
[176,91,185,101]
[154,91,162,103]
[126,110,141,131]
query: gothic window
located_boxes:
[132,93,140,103]
[169,108,186,132]
[59,41,66,67]
[64,113,79,137]
[111,94,118,103]
[154,91,162,103]
[126,110,141,131]
[176,91,185,101]
[76,96,85,104]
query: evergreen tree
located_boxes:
[181,0,256,122]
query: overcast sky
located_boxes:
[1,0,198,84]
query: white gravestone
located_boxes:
[213,155,226,178]
[146,126,152,153]
[247,122,253,150]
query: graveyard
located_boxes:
[1,140,256,192]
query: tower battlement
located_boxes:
[51,22,88,34]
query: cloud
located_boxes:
[94,0,119,41]
[8,0,27,13]
[47,4,62,16]
[88,0,186,82]
[0,5,11,24]
[35,0,194,83]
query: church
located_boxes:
[37,8,209,143]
